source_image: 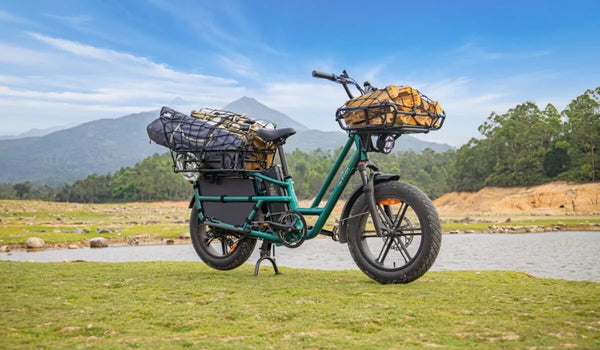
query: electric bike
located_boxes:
[180,70,445,284]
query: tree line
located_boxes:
[453,87,599,190]
[1,87,597,202]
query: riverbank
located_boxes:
[1,199,599,251]
[1,261,598,349]
[3,231,599,282]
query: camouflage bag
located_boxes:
[190,108,277,170]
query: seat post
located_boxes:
[277,145,291,179]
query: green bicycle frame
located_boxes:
[193,134,368,243]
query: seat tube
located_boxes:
[277,145,291,178]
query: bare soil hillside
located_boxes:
[434,181,600,215]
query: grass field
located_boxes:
[1,200,599,247]
[1,261,598,349]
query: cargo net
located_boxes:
[335,85,446,133]
[149,107,276,177]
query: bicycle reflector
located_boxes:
[376,135,395,154]
[378,199,402,205]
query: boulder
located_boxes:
[26,237,45,249]
[89,237,108,248]
[96,227,110,233]
[179,232,191,239]
[68,244,79,249]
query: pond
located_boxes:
[2,231,599,282]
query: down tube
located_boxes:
[306,147,362,239]
[310,136,355,208]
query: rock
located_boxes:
[26,237,45,249]
[73,228,85,234]
[127,237,139,246]
[166,239,175,245]
[0,245,9,253]
[96,227,110,233]
[179,232,191,239]
[89,237,108,248]
[68,244,79,249]
[464,230,476,234]
[449,230,460,234]
[505,217,512,223]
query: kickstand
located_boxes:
[254,240,280,276]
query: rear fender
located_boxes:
[337,174,399,243]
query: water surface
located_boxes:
[2,231,598,282]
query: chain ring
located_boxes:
[277,211,307,248]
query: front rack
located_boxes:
[336,96,446,134]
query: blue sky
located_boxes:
[1,0,599,146]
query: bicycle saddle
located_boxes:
[257,128,296,145]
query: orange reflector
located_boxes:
[378,199,402,205]
[228,242,239,254]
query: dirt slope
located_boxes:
[434,181,600,215]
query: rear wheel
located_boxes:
[347,181,441,284]
[190,206,257,270]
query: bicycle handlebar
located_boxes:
[311,70,336,81]
[312,69,365,99]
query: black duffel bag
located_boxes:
[147,107,244,169]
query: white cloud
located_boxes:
[0,33,248,134]
[0,10,35,25]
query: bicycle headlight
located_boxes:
[376,135,395,154]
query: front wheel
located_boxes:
[189,206,257,270]
[347,181,441,284]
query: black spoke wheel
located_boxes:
[347,181,441,284]
[189,206,256,270]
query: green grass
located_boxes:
[1,261,598,349]
[0,200,189,245]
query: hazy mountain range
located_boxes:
[0,97,452,186]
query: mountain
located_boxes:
[0,125,68,140]
[0,98,452,186]
[224,97,309,131]
[0,111,163,186]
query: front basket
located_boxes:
[336,91,446,134]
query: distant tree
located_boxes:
[562,88,600,181]
[13,182,32,199]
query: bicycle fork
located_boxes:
[357,162,384,236]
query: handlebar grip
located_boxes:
[312,70,336,81]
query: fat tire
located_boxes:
[189,206,257,270]
[347,181,441,284]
